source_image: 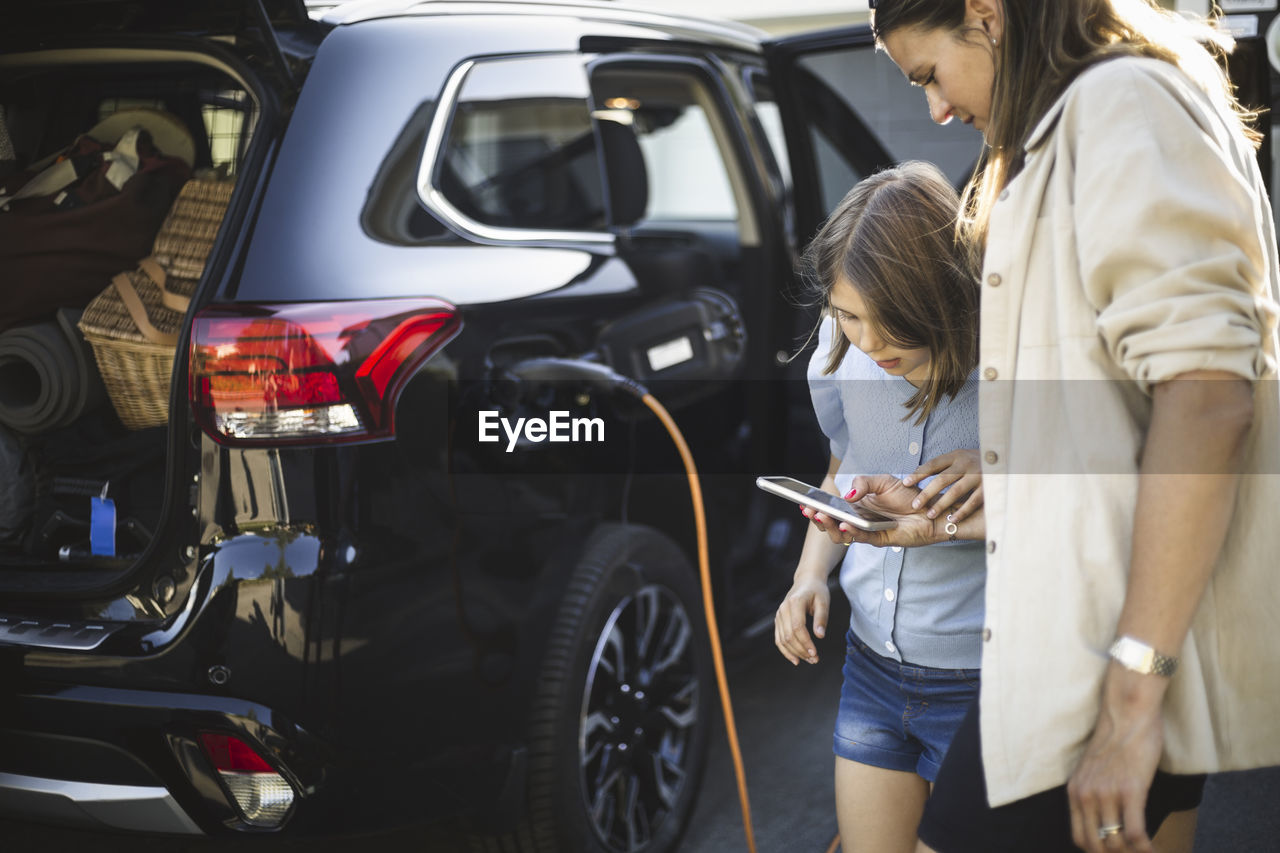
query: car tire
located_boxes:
[478,523,713,853]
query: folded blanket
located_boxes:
[0,308,106,433]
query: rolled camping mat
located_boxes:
[0,308,107,433]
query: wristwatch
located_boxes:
[1108,635,1179,677]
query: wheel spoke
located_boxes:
[590,765,623,826]
[655,674,698,729]
[649,602,692,676]
[650,741,686,809]
[581,710,616,767]
[600,621,627,685]
[624,772,652,851]
[633,586,659,664]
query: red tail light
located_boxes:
[199,732,275,773]
[198,732,294,827]
[190,298,460,445]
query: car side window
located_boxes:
[591,68,739,223]
[437,54,606,233]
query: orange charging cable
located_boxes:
[641,392,758,853]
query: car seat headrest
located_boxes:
[596,116,647,228]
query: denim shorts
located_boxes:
[834,630,979,782]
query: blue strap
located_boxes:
[90,495,116,557]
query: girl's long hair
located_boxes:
[871,0,1260,266]
[803,161,979,424]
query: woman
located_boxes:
[774,161,985,853]
[849,1,1280,852]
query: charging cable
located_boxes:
[508,358,758,853]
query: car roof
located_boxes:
[5,0,313,39]
[316,0,767,53]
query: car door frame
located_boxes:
[762,25,891,248]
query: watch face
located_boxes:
[1111,637,1149,672]
[1110,636,1176,676]
[1125,641,1155,673]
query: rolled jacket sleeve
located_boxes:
[1071,62,1276,391]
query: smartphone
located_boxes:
[756,476,898,531]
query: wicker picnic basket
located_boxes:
[78,177,234,429]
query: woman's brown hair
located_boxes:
[804,160,979,424]
[870,0,1259,266]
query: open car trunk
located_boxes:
[0,44,258,587]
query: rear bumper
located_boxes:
[0,683,329,835]
[0,772,202,835]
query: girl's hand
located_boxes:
[804,474,940,549]
[774,575,830,665]
[902,449,984,522]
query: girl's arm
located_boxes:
[1067,371,1253,851]
[775,454,848,666]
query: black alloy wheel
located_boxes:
[501,523,713,853]
[578,582,699,851]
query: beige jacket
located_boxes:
[977,56,1280,806]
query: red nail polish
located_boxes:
[844,489,857,499]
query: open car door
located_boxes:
[763,24,986,245]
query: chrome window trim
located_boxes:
[416,57,614,247]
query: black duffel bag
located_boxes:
[0,110,192,332]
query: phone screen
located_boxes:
[755,476,897,530]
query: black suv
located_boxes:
[5,1,1219,850]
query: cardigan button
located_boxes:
[988,540,997,554]
[984,450,999,464]
[987,273,1002,287]
[983,367,998,381]
[999,189,1010,201]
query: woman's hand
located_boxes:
[774,574,831,665]
[1067,668,1167,853]
[903,449,984,522]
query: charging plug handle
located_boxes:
[506,357,649,400]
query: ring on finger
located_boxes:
[1097,823,1123,840]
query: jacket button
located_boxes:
[984,450,999,464]
[983,367,998,380]
[987,273,1002,287]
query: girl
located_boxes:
[866,2,1280,852]
[773,161,986,853]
